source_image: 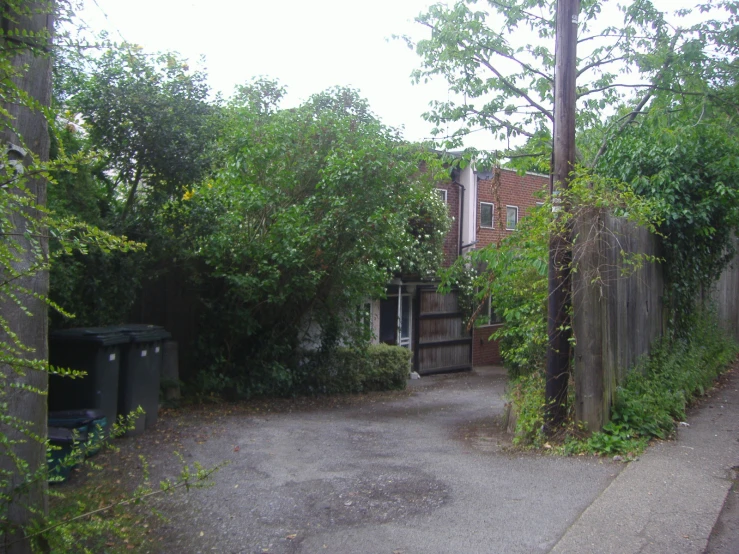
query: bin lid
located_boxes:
[48,427,77,443]
[50,327,129,346]
[49,409,106,426]
[110,324,172,343]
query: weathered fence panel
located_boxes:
[713,236,739,342]
[572,212,664,430]
[415,287,472,375]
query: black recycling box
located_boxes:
[48,409,107,456]
[47,426,84,483]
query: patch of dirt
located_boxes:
[252,471,450,528]
[453,415,511,453]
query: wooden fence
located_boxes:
[712,235,739,342]
[572,214,739,430]
[414,287,472,375]
[572,210,664,430]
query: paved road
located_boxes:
[100,365,739,553]
[127,367,619,553]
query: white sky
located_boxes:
[75,0,448,144]
[74,0,705,151]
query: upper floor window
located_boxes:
[506,205,518,230]
[436,189,448,203]
[480,202,494,228]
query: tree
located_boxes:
[596,98,739,327]
[405,0,739,164]
[0,1,55,552]
[165,83,450,397]
[67,43,217,229]
[409,0,739,431]
[45,43,220,331]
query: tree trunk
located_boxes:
[0,3,55,553]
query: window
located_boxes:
[480,202,494,228]
[506,205,519,230]
[435,188,448,203]
[481,296,504,326]
[358,302,371,330]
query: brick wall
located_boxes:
[437,181,460,268]
[475,168,548,250]
[472,325,503,366]
[433,169,548,368]
[472,169,547,367]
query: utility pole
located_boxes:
[0,2,55,552]
[546,0,580,428]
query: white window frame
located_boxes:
[436,188,448,203]
[506,205,519,230]
[480,202,494,229]
[481,296,504,327]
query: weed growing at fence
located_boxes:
[507,309,738,456]
[505,371,546,448]
[576,309,737,456]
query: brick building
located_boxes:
[466,168,548,366]
[370,163,548,373]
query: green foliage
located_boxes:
[404,0,739,163]
[67,42,217,224]
[441,169,659,376]
[302,344,411,396]
[505,371,545,447]
[164,83,449,396]
[47,41,218,331]
[35,425,223,554]
[597,108,739,328]
[0,5,187,546]
[579,422,647,457]
[571,309,738,456]
[510,309,737,457]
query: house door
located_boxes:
[379,293,412,348]
[379,298,398,345]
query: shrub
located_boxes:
[505,371,546,447]
[302,344,410,395]
[609,308,738,441]
[361,344,412,392]
[506,308,738,456]
[579,307,738,455]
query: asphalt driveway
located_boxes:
[99,367,621,553]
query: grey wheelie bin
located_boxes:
[113,324,171,435]
[49,327,129,433]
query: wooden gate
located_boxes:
[414,286,472,375]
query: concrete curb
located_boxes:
[552,370,739,553]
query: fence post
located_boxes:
[572,208,606,431]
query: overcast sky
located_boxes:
[75,0,449,143]
[74,0,703,151]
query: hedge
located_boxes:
[301,343,411,395]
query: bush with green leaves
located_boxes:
[570,308,738,456]
[505,371,546,447]
[301,344,411,396]
[597,108,739,329]
[510,308,738,455]
[164,83,449,397]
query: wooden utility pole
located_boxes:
[546,0,580,428]
[0,2,55,552]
